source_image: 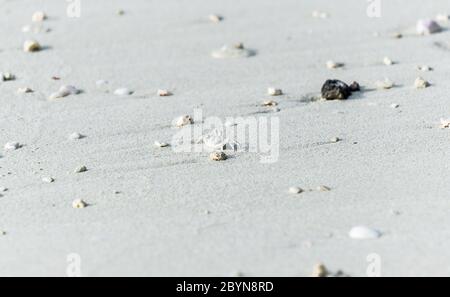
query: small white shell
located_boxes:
[349,226,381,239]
[154,141,169,148]
[17,87,33,94]
[32,11,47,22]
[288,187,303,194]
[175,115,193,127]
[209,14,223,23]
[72,199,88,209]
[114,88,133,96]
[157,89,172,96]
[0,187,7,192]
[4,142,21,151]
[414,77,430,89]
[390,103,400,109]
[74,165,88,173]
[49,85,81,100]
[375,79,394,90]
[211,44,255,59]
[42,177,55,183]
[68,132,84,140]
[416,19,442,35]
[23,40,41,52]
[326,60,344,69]
[383,57,394,66]
[267,88,283,96]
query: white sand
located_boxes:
[1,0,450,276]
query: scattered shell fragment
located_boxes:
[211,43,255,59]
[326,60,344,69]
[17,87,33,94]
[330,137,340,143]
[391,103,400,109]
[114,88,133,96]
[175,115,193,127]
[4,142,21,151]
[209,151,227,161]
[383,57,394,66]
[440,118,450,129]
[392,32,403,39]
[32,11,47,22]
[0,230,6,236]
[0,187,7,192]
[157,89,172,97]
[1,72,15,81]
[416,19,442,35]
[49,85,81,100]
[375,78,394,90]
[23,40,41,52]
[414,77,430,89]
[154,141,170,148]
[262,100,278,107]
[317,185,331,192]
[68,132,84,140]
[42,177,55,183]
[348,226,381,240]
[209,14,223,23]
[289,187,303,194]
[311,263,328,277]
[267,87,283,96]
[74,166,88,173]
[72,199,88,209]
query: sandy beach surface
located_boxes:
[1,0,450,276]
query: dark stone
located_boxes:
[321,79,352,100]
[349,81,360,92]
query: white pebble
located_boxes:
[114,88,133,96]
[42,177,55,183]
[17,87,33,94]
[209,14,223,23]
[288,187,303,194]
[157,89,172,97]
[267,87,283,96]
[330,137,340,143]
[4,142,21,151]
[262,100,278,107]
[32,11,47,22]
[0,187,7,192]
[390,103,400,109]
[74,165,88,173]
[49,85,81,100]
[72,199,88,209]
[348,226,381,240]
[68,132,84,140]
[175,115,193,127]
[416,19,442,35]
[414,77,430,89]
[23,40,41,52]
[383,57,394,66]
[154,141,169,148]
[326,60,344,69]
[375,79,394,90]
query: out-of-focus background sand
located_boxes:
[1,0,450,276]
